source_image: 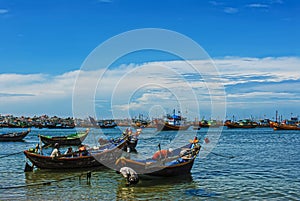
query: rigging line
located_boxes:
[0,171,26,174]
[0,169,98,190]
[202,147,235,159]
[0,151,24,159]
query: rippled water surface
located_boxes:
[0,127,299,200]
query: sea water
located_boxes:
[0,127,299,200]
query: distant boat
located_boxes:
[39,129,90,146]
[257,119,271,127]
[46,123,75,129]
[273,117,300,130]
[89,116,117,128]
[0,128,31,142]
[7,122,30,128]
[98,120,117,128]
[225,119,257,129]
[273,124,300,130]
[197,119,223,128]
[131,114,151,128]
[155,109,190,131]
[115,141,201,177]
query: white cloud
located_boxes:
[1,56,300,118]
[269,0,284,4]
[0,9,8,14]
[246,3,269,8]
[97,0,113,3]
[209,1,224,6]
[0,71,78,103]
[224,7,238,14]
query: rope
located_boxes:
[202,147,235,159]
[209,151,235,159]
[0,151,24,159]
[0,167,99,190]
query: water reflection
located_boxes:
[116,174,194,200]
[24,166,110,185]
[1,127,299,200]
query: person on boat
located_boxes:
[78,144,89,156]
[190,136,199,149]
[50,143,61,158]
[123,127,132,136]
[117,167,139,186]
[64,147,73,157]
[152,148,173,160]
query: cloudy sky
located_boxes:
[0,0,299,120]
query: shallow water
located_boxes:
[0,127,299,200]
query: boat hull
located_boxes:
[24,138,127,170]
[0,129,30,142]
[116,143,200,177]
[39,130,89,145]
[99,125,117,129]
[273,124,300,130]
[117,158,196,176]
[226,123,257,129]
[156,123,190,131]
[24,151,102,169]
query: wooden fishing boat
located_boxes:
[0,128,30,141]
[273,123,300,130]
[155,109,190,131]
[39,129,90,145]
[46,123,75,129]
[156,122,190,131]
[24,136,128,170]
[257,119,271,128]
[131,114,151,128]
[225,119,257,129]
[99,120,117,128]
[115,142,201,176]
[198,120,223,128]
[123,128,141,153]
[273,117,300,130]
[99,128,141,153]
[89,116,117,128]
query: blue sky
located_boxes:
[0,0,299,120]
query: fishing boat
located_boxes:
[98,120,117,128]
[123,128,141,153]
[131,114,151,128]
[89,116,117,128]
[273,124,300,130]
[39,129,90,145]
[98,128,142,153]
[0,128,31,142]
[225,119,257,129]
[115,140,201,177]
[273,117,300,130]
[24,135,128,170]
[155,110,190,131]
[46,123,75,129]
[257,119,271,127]
[7,123,31,128]
[199,119,223,128]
